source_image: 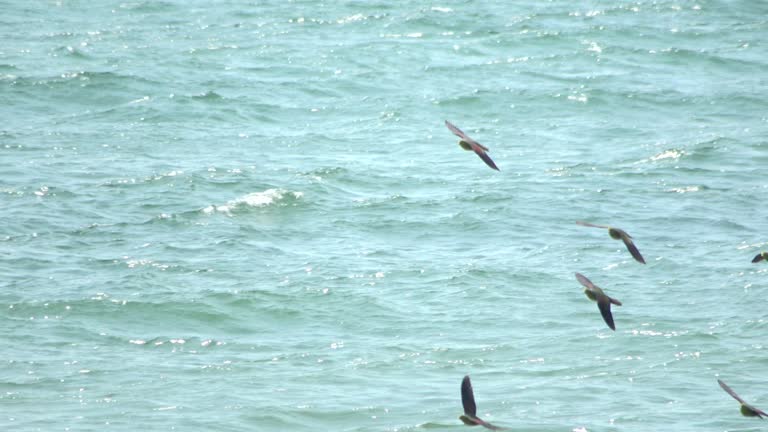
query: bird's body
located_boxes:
[576,221,646,264]
[460,376,505,430]
[575,273,622,331]
[718,379,767,419]
[445,120,500,171]
[752,252,768,263]
[742,404,764,417]
[607,228,623,240]
[583,289,600,302]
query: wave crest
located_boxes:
[203,189,303,214]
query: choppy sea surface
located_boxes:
[2,1,768,431]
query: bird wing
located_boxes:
[575,273,597,290]
[718,379,749,406]
[445,120,475,143]
[576,221,610,229]
[461,375,478,417]
[445,120,499,170]
[472,145,500,171]
[620,234,646,264]
[597,297,616,331]
[752,406,768,418]
[753,254,765,263]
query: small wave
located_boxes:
[190,90,224,100]
[203,189,303,214]
[637,148,685,164]
[650,149,684,161]
[53,45,90,59]
[129,337,225,347]
[336,13,367,24]
[101,170,185,188]
[666,185,703,194]
[6,70,159,99]
[56,70,128,82]
[118,0,177,12]
[737,241,768,251]
[0,63,18,80]
[298,166,348,182]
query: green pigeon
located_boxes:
[575,272,622,331]
[576,221,646,264]
[718,379,767,418]
[445,120,500,171]
[459,376,505,430]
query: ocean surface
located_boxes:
[2,1,767,431]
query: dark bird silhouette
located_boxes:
[460,376,505,430]
[445,120,500,171]
[576,221,646,264]
[575,273,622,331]
[752,252,768,263]
[718,379,767,418]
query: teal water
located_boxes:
[2,1,768,431]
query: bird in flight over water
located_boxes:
[459,376,505,430]
[752,252,768,263]
[718,379,767,418]
[445,120,500,171]
[575,273,622,331]
[576,221,646,264]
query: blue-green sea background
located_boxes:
[2,1,768,431]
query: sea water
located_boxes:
[1,1,767,431]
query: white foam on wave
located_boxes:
[667,186,699,193]
[203,188,303,214]
[152,170,183,181]
[636,149,684,165]
[337,13,366,24]
[650,149,684,161]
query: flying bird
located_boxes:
[576,221,646,264]
[575,273,622,331]
[718,379,767,418]
[460,376,505,430]
[752,252,768,263]
[445,120,500,171]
